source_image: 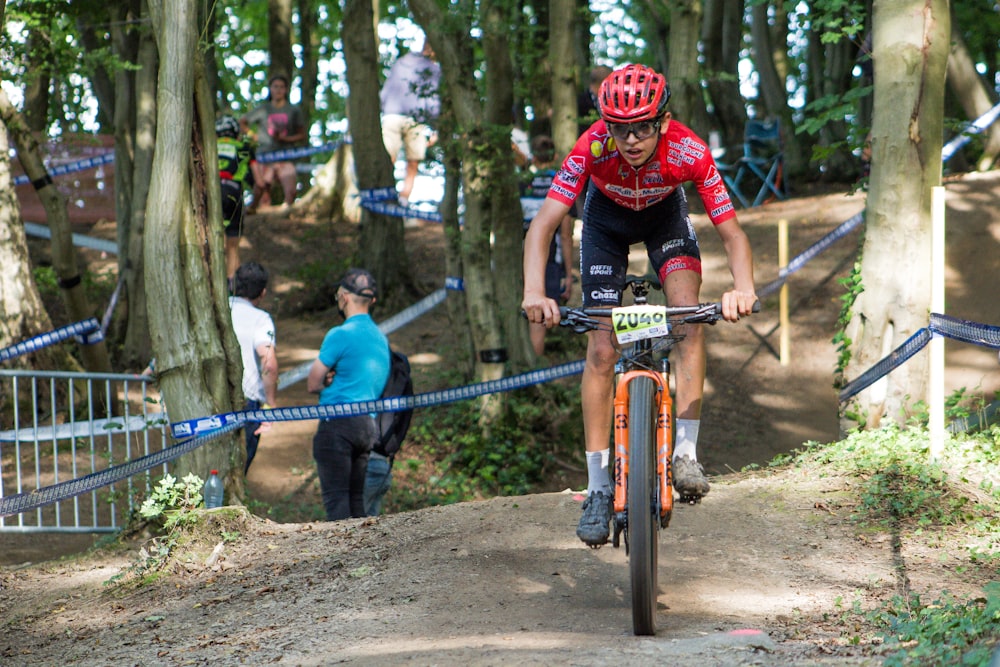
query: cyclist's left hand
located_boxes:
[721,289,757,323]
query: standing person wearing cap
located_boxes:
[306,269,391,521]
[521,63,756,548]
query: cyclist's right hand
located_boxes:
[521,292,561,328]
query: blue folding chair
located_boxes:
[717,119,786,208]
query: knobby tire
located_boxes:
[627,375,659,635]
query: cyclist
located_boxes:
[521,63,757,547]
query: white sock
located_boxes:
[673,419,700,462]
[586,449,611,495]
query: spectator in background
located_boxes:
[380,39,441,206]
[229,262,279,475]
[520,134,573,356]
[241,74,306,211]
[307,269,391,521]
[215,115,255,282]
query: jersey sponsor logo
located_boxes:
[590,140,605,158]
[590,288,619,303]
[704,167,722,187]
[663,256,701,275]
[564,155,586,175]
[589,264,614,276]
[642,172,665,186]
[550,183,576,200]
[712,188,730,205]
[710,202,735,218]
[559,171,581,187]
[659,238,686,252]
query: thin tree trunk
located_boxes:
[668,0,711,136]
[549,0,578,160]
[946,17,1000,170]
[341,0,413,304]
[483,0,533,370]
[0,91,113,374]
[0,117,79,375]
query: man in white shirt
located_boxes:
[229,262,279,474]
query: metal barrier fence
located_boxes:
[0,370,169,533]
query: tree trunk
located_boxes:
[267,0,295,79]
[702,0,747,149]
[410,0,506,422]
[439,137,474,379]
[22,33,51,133]
[145,0,244,495]
[841,0,949,432]
[549,0,578,159]
[297,0,319,126]
[946,17,1000,170]
[667,0,711,137]
[0,91,113,374]
[483,0,534,370]
[295,142,359,224]
[0,118,79,376]
[341,0,413,305]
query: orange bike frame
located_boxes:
[612,369,674,522]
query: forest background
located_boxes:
[0,0,998,507]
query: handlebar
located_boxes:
[555,301,760,333]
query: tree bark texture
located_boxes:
[0,117,79,376]
[0,91,113,374]
[409,0,506,422]
[667,0,712,137]
[145,0,244,492]
[549,0,578,160]
[267,0,295,80]
[342,0,413,305]
[702,0,748,150]
[483,0,535,370]
[841,0,950,432]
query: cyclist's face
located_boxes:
[608,116,669,167]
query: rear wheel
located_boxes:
[627,375,659,635]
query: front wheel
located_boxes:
[627,375,659,635]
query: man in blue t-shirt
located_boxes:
[307,269,391,520]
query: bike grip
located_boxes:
[752,300,761,313]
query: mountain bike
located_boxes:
[554,276,757,635]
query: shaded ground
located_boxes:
[2,172,999,664]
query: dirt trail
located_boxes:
[2,173,999,665]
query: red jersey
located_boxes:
[549,119,737,225]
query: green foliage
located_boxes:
[832,256,864,385]
[391,373,584,511]
[870,584,1000,666]
[784,425,1000,663]
[138,473,206,532]
[108,473,208,587]
[791,423,1000,543]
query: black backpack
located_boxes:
[375,349,414,461]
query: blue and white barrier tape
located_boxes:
[839,313,1000,402]
[0,421,242,518]
[758,211,864,298]
[942,100,1000,163]
[177,359,586,439]
[12,152,116,187]
[255,140,343,164]
[0,318,102,362]
[359,187,444,222]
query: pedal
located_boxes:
[678,494,703,505]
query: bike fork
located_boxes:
[657,357,673,528]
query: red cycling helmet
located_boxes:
[597,64,671,123]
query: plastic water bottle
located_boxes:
[204,469,224,508]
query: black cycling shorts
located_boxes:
[222,178,245,238]
[579,185,701,307]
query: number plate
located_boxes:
[611,304,670,343]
